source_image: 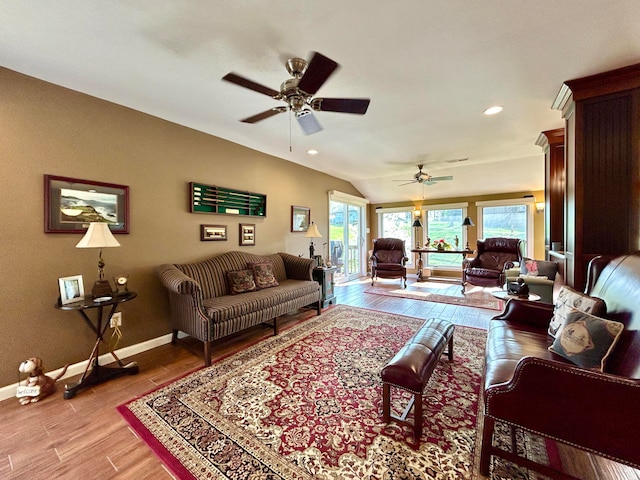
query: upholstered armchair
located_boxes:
[462,237,522,292]
[505,258,559,304]
[370,238,408,288]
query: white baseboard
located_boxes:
[1,333,180,402]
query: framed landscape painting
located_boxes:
[44,174,130,233]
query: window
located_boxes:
[424,204,465,268]
[377,208,413,266]
[477,199,534,257]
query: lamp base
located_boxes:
[92,280,113,299]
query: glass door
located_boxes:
[329,200,365,282]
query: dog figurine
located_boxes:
[17,357,68,405]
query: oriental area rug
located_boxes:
[365,283,503,311]
[118,306,552,479]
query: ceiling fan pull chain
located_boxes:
[289,108,292,152]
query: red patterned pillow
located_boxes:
[227,269,257,295]
[248,261,279,290]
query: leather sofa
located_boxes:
[462,237,522,292]
[480,253,640,477]
[158,251,321,366]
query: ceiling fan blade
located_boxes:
[240,107,287,124]
[296,110,323,135]
[297,52,338,95]
[428,175,454,181]
[397,181,417,186]
[222,73,280,97]
[311,98,370,115]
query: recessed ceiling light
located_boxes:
[483,105,503,115]
[307,149,319,155]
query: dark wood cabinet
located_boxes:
[313,267,337,307]
[552,63,640,290]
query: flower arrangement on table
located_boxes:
[433,239,451,251]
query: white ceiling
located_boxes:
[2,1,640,204]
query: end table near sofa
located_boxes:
[55,291,138,399]
[313,266,337,308]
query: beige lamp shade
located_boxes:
[304,222,323,239]
[76,222,121,248]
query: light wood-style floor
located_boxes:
[1,277,638,479]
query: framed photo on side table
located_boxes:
[44,174,130,234]
[239,223,255,246]
[291,206,310,232]
[58,275,85,305]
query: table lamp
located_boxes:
[304,221,323,258]
[412,218,422,248]
[76,222,120,298]
[462,216,475,250]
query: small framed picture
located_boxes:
[58,275,85,305]
[291,206,310,232]
[239,223,255,246]
[201,224,227,241]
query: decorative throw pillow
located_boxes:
[248,261,279,289]
[549,307,623,372]
[548,286,606,338]
[519,258,558,280]
[227,269,257,295]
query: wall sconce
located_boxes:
[414,208,421,217]
[535,202,545,214]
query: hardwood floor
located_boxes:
[1,277,638,479]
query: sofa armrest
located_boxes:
[485,356,640,468]
[279,253,315,280]
[157,264,202,296]
[492,299,554,329]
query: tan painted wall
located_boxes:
[0,68,364,387]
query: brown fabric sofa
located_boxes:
[158,251,321,366]
[480,253,640,477]
[462,237,522,291]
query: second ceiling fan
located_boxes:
[395,164,453,186]
[222,52,370,135]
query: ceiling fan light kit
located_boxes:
[222,52,370,136]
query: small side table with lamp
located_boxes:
[55,222,138,398]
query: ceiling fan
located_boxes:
[395,164,453,186]
[222,52,370,135]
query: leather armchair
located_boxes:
[480,253,640,477]
[370,238,408,288]
[462,237,522,292]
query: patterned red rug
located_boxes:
[118,306,551,479]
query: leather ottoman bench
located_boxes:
[380,318,455,447]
